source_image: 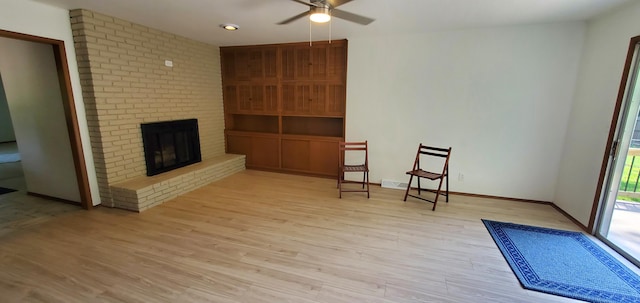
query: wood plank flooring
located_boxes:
[0,170,592,302]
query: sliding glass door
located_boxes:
[597,41,640,267]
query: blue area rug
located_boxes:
[482,219,640,303]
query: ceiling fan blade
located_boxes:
[277,11,310,25]
[290,0,316,7]
[331,9,375,25]
[327,0,353,8]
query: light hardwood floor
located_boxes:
[0,143,81,236]
[0,170,593,302]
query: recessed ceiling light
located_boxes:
[220,24,239,31]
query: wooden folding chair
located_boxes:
[403,144,451,210]
[337,141,370,198]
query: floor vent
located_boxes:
[381,179,408,190]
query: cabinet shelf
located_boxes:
[282,116,343,138]
[227,114,278,134]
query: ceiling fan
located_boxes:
[277,0,375,25]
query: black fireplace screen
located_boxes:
[141,119,201,176]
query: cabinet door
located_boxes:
[295,46,327,80]
[223,47,278,81]
[327,43,347,81]
[281,138,339,176]
[264,84,278,113]
[281,139,310,171]
[281,46,296,80]
[248,47,278,79]
[282,84,296,113]
[237,84,278,114]
[227,134,251,159]
[310,140,339,176]
[282,45,330,80]
[263,48,278,79]
[221,50,237,81]
[295,47,312,79]
[233,50,251,81]
[310,84,327,115]
[310,46,328,79]
[238,84,254,112]
[325,84,345,116]
[282,84,312,114]
[248,49,263,79]
[296,85,313,114]
[282,84,338,115]
[251,136,279,169]
[227,134,279,169]
[223,85,238,112]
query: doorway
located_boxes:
[596,36,640,267]
[0,30,92,209]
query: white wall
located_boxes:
[555,1,640,226]
[0,77,16,142]
[0,38,81,201]
[0,0,100,205]
[347,22,585,202]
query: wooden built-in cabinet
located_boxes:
[221,40,347,177]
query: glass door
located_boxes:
[597,42,640,267]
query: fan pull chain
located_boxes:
[309,18,312,46]
[329,14,332,43]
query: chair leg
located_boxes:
[432,177,445,211]
[417,177,421,195]
[445,173,449,202]
[366,171,370,198]
[338,171,342,198]
[403,174,414,201]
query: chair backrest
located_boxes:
[339,141,368,167]
[411,144,451,175]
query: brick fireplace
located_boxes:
[141,119,202,176]
[70,9,244,211]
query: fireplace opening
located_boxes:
[141,119,202,176]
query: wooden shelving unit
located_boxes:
[221,40,347,177]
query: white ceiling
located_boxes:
[32,0,633,46]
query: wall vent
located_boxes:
[381,179,408,190]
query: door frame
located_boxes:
[591,35,640,230]
[0,29,93,210]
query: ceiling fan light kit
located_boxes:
[310,7,331,23]
[278,0,374,26]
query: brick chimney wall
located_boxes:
[70,9,225,207]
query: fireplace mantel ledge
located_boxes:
[110,153,246,212]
